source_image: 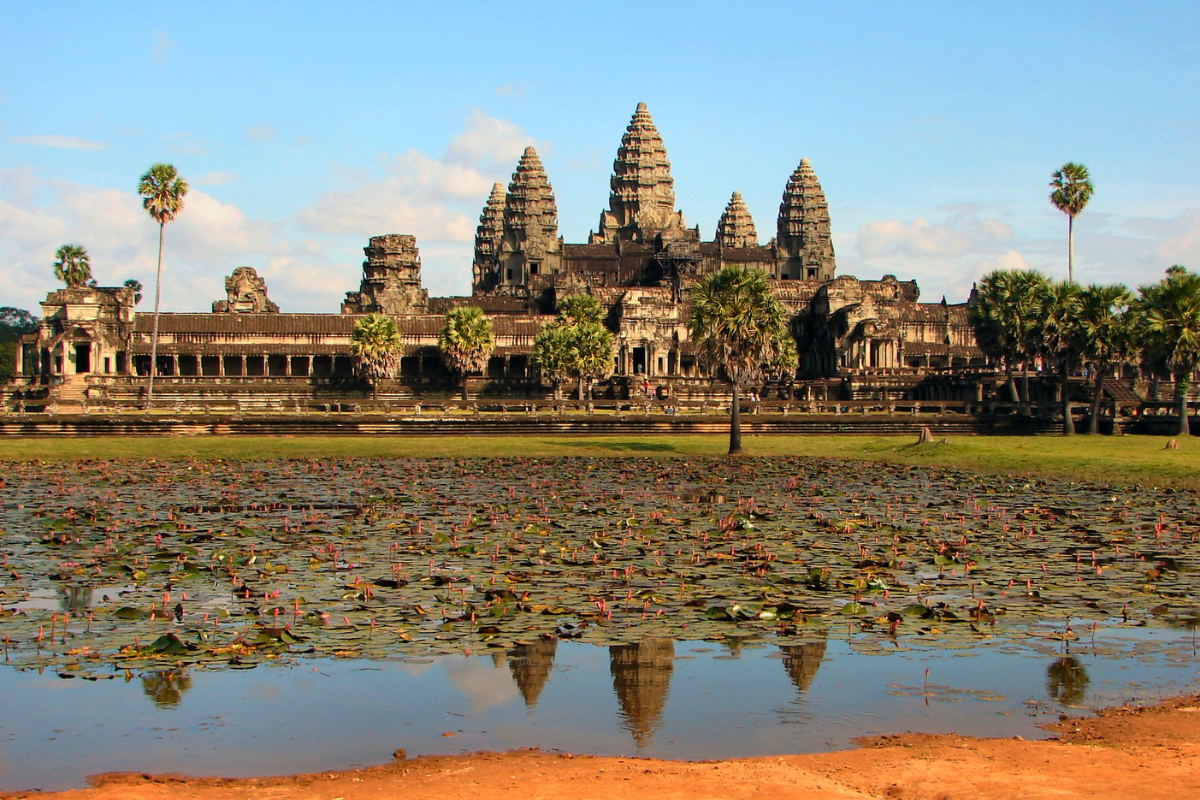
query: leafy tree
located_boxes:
[438,306,494,401]
[138,163,189,404]
[1050,163,1094,284]
[0,307,38,383]
[533,294,616,401]
[570,322,615,401]
[968,269,1049,406]
[1077,283,1134,434]
[532,321,573,400]
[1032,280,1083,435]
[53,244,92,288]
[1134,265,1200,436]
[688,265,793,455]
[555,294,603,326]
[350,313,403,397]
[124,279,144,305]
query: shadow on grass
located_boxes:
[556,440,678,453]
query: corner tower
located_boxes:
[590,102,688,245]
[498,146,561,289]
[472,182,506,293]
[776,158,836,281]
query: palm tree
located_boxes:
[1032,280,1083,435]
[438,306,495,401]
[688,265,793,455]
[1134,266,1200,436]
[1050,163,1094,284]
[350,313,403,397]
[52,244,92,288]
[1078,283,1134,434]
[138,163,189,404]
[570,322,615,401]
[555,294,604,326]
[532,322,573,400]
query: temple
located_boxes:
[6,103,982,409]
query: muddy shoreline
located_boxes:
[5,694,1197,800]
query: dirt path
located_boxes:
[7,695,1198,800]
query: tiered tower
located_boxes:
[776,158,836,281]
[590,103,689,245]
[498,146,561,288]
[341,234,428,314]
[472,182,506,292]
[715,191,759,249]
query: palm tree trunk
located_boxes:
[1178,374,1191,437]
[146,222,165,405]
[1004,361,1018,402]
[1060,362,1073,435]
[461,375,470,403]
[1067,215,1075,284]
[578,378,585,402]
[1088,367,1106,435]
[728,382,743,456]
[1020,362,1031,414]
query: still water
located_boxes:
[2,630,1196,791]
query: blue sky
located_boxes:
[1,1,1197,313]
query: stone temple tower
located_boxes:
[497,146,562,288]
[472,182,506,292]
[341,234,428,314]
[776,158,836,281]
[715,191,759,248]
[590,102,689,245]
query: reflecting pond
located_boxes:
[0,456,1197,790]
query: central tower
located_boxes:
[589,102,689,245]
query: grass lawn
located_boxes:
[0,433,1196,488]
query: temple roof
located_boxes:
[716,192,758,248]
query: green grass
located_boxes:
[0,433,1196,488]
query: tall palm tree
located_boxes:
[1078,283,1134,434]
[438,306,495,401]
[689,265,794,455]
[1135,266,1200,436]
[570,322,615,401]
[53,244,92,288]
[1050,163,1094,284]
[138,163,189,404]
[350,313,403,398]
[1033,280,1083,435]
[555,293,603,326]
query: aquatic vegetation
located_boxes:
[0,456,1196,677]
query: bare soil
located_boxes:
[7,695,1197,800]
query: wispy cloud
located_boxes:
[10,135,111,151]
[193,171,242,186]
[245,124,278,142]
[494,82,528,98]
[151,31,174,67]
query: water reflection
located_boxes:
[779,638,828,693]
[59,585,94,615]
[508,638,558,710]
[610,639,675,747]
[141,668,192,708]
[1046,657,1090,705]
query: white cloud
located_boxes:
[10,135,110,151]
[1155,209,1200,268]
[151,31,174,67]
[297,110,543,253]
[245,124,278,142]
[858,218,972,259]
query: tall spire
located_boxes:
[472,182,506,293]
[590,102,687,244]
[716,191,758,248]
[498,146,561,287]
[776,158,836,280]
